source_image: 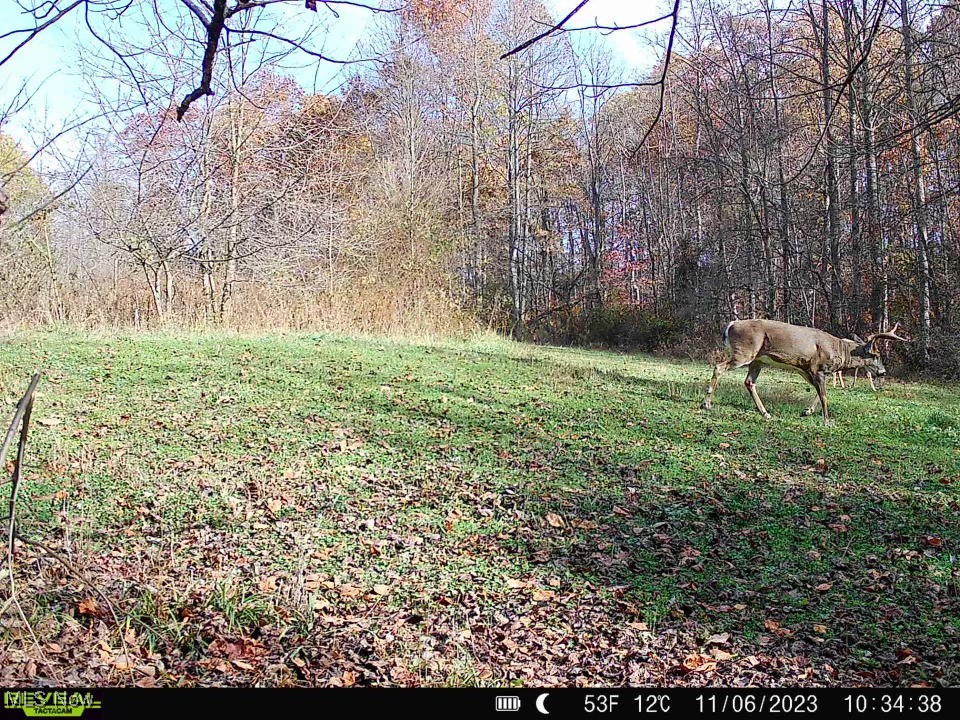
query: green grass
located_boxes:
[0,329,958,687]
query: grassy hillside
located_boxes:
[0,330,957,687]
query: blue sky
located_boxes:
[0,0,664,154]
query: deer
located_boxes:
[702,319,908,423]
[831,326,903,391]
[833,368,878,391]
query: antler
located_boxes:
[866,322,911,344]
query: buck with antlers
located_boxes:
[702,320,908,423]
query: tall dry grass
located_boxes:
[0,273,481,340]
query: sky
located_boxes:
[0,0,667,156]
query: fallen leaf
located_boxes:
[681,653,717,673]
[258,576,278,593]
[706,632,730,645]
[338,584,361,597]
[78,598,101,617]
[545,513,565,528]
[815,583,833,593]
[373,584,391,596]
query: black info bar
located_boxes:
[0,688,953,718]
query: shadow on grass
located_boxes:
[323,349,958,685]
[504,465,959,686]
[418,343,830,418]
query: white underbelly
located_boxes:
[758,357,805,375]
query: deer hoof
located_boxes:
[701,401,712,410]
[801,408,814,417]
[763,413,771,420]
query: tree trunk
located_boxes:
[819,0,843,330]
[900,0,932,361]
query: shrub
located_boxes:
[582,305,684,351]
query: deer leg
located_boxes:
[813,371,830,423]
[744,361,770,418]
[850,369,858,389]
[704,354,754,409]
[867,371,878,392]
[703,359,730,410]
[802,372,821,416]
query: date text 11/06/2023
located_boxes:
[576,693,944,714]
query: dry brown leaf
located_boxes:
[706,632,730,645]
[545,513,565,528]
[78,597,101,617]
[682,653,717,673]
[258,576,278,593]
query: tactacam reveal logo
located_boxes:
[3,691,102,718]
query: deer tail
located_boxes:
[722,321,735,350]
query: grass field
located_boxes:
[0,329,958,687]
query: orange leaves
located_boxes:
[681,653,717,673]
[78,598,102,618]
[403,0,466,34]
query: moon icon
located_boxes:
[536,693,550,715]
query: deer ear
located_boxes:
[852,333,865,344]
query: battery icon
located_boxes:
[495,696,521,711]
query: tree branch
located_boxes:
[500,0,593,59]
